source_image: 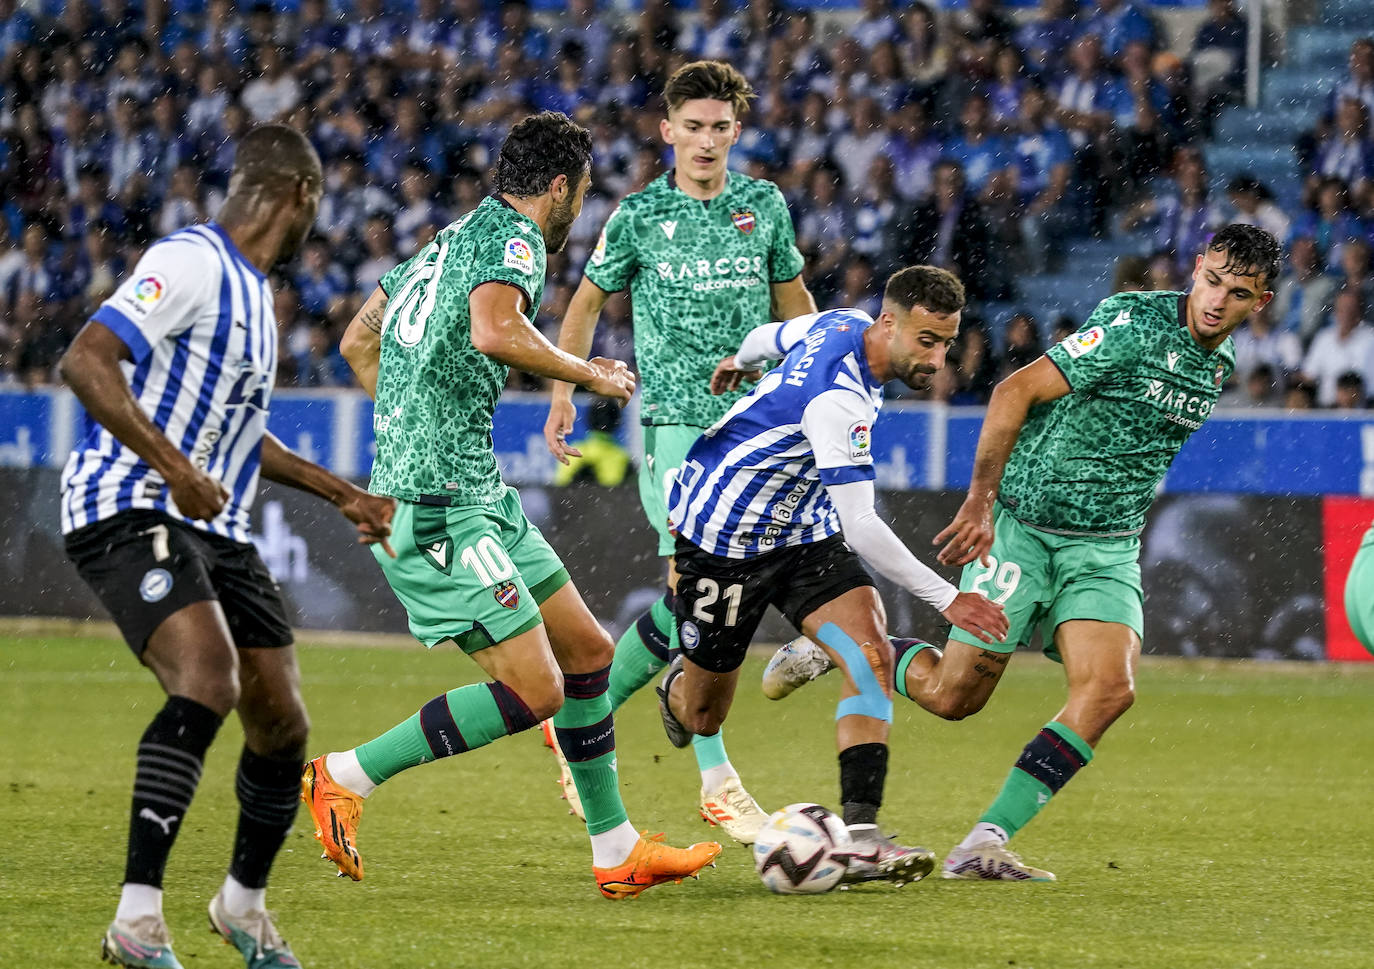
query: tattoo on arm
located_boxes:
[360,297,387,334]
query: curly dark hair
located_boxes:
[883,265,966,316]
[663,60,755,117]
[1207,223,1282,288]
[492,111,593,198]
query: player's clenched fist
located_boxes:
[941,591,1009,644]
[585,356,636,403]
[167,462,230,521]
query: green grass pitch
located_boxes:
[3,630,1370,969]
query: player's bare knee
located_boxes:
[924,690,982,722]
[685,708,724,736]
[519,677,564,722]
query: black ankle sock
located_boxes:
[839,743,889,826]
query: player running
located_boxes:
[543,60,816,844]
[764,224,1281,881]
[59,124,396,969]
[658,265,1009,885]
[302,112,721,900]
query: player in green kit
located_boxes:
[542,61,817,844]
[300,112,722,900]
[764,224,1282,879]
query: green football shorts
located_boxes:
[1344,526,1374,656]
[638,423,706,558]
[948,504,1144,661]
[374,487,569,652]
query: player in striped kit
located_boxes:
[658,265,1008,884]
[59,124,395,969]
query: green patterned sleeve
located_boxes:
[583,205,637,293]
[1045,295,1146,393]
[378,249,419,298]
[765,184,805,283]
[467,224,541,309]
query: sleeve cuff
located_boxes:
[819,464,876,486]
[92,305,152,363]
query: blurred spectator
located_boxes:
[1016,0,1080,81]
[1334,370,1368,410]
[834,98,888,198]
[157,166,207,238]
[1190,0,1246,119]
[897,3,954,101]
[999,312,1043,377]
[942,94,1014,202]
[355,215,399,295]
[838,256,882,319]
[886,100,942,203]
[1290,176,1367,272]
[1119,147,1223,275]
[679,0,743,62]
[1301,287,1374,406]
[1283,375,1318,410]
[241,45,301,123]
[1084,0,1157,64]
[795,164,853,306]
[954,0,1017,56]
[1271,236,1339,343]
[395,163,447,254]
[294,238,351,319]
[853,156,900,263]
[1309,97,1374,201]
[1010,84,1076,273]
[294,322,353,388]
[888,160,1002,301]
[1231,301,1302,385]
[1220,361,1280,409]
[1335,237,1374,311]
[1225,175,1291,242]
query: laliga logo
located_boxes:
[504,236,534,274]
[849,423,871,455]
[134,274,166,303]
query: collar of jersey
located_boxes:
[665,169,732,208]
[205,221,265,281]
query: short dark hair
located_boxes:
[493,111,592,197]
[883,265,966,316]
[231,123,322,191]
[1206,223,1282,288]
[664,60,755,117]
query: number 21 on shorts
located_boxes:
[970,556,1021,604]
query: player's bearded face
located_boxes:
[891,306,959,390]
[545,171,589,253]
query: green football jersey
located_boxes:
[370,195,546,505]
[584,171,805,427]
[999,291,1235,537]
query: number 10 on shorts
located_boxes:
[460,536,515,587]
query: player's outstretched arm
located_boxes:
[260,431,396,557]
[59,321,229,521]
[471,281,635,402]
[934,356,1071,567]
[544,277,613,465]
[340,286,387,400]
[829,479,1008,644]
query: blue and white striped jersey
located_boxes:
[60,222,278,543]
[669,309,883,559]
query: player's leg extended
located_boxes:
[216,644,307,968]
[799,587,936,885]
[945,620,1138,882]
[542,578,723,898]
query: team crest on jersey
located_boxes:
[1062,325,1105,358]
[1215,364,1225,388]
[680,620,700,650]
[848,421,871,459]
[121,272,168,319]
[493,581,520,609]
[731,210,755,234]
[504,237,534,275]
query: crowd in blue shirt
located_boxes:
[0,0,1368,407]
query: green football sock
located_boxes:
[553,694,629,836]
[980,721,1095,838]
[354,683,517,786]
[607,593,675,710]
[691,731,729,771]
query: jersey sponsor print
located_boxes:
[584,172,805,428]
[999,291,1236,537]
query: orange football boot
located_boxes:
[300,756,365,881]
[593,833,723,899]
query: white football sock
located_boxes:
[957,822,1009,851]
[115,883,163,923]
[700,763,739,792]
[325,749,376,798]
[589,820,641,868]
[218,874,266,917]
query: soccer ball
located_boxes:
[752,802,852,895]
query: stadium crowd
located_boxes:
[0,0,1372,408]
